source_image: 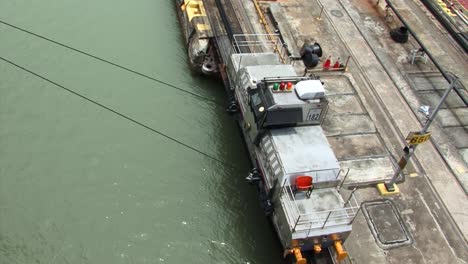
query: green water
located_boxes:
[0,1,281,263]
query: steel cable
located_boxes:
[0,56,239,171]
[0,20,225,107]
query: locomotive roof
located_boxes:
[269,126,340,175]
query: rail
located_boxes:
[281,184,360,235]
[283,168,343,185]
[251,0,291,63]
[384,0,468,106]
[232,33,290,63]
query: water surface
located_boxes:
[0,1,281,263]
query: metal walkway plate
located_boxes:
[362,199,412,249]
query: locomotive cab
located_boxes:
[247,77,329,130]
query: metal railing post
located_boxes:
[349,206,361,225]
[306,221,314,237]
[321,211,333,229]
[293,215,301,231]
[337,168,350,192]
[344,188,357,207]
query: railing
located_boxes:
[258,136,347,187]
[232,33,290,63]
[281,183,360,235]
[284,168,342,185]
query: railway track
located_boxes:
[385,0,468,107]
[311,250,335,264]
[213,0,250,53]
[419,0,468,53]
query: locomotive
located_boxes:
[176,1,359,262]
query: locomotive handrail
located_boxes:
[232,33,289,62]
[283,168,341,186]
[281,184,360,233]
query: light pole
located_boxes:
[383,77,459,192]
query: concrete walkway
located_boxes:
[233,0,467,261]
[261,0,468,262]
[315,0,468,241]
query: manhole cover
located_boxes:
[331,10,344,17]
[362,199,412,249]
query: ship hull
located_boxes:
[175,0,217,75]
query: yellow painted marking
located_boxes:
[409,173,419,178]
[437,2,456,16]
[456,167,466,174]
[184,0,208,22]
[443,8,456,16]
[377,183,400,196]
[196,24,210,31]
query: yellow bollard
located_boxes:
[334,240,348,261]
[284,247,307,264]
[330,234,348,261]
[313,244,322,253]
[292,248,307,264]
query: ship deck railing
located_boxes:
[280,184,360,236]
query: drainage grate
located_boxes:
[362,199,412,249]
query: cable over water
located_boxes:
[0,19,225,108]
[0,56,238,171]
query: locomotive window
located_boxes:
[265,108,302,126]
[250,92,266,123]
[250,93,262,107]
